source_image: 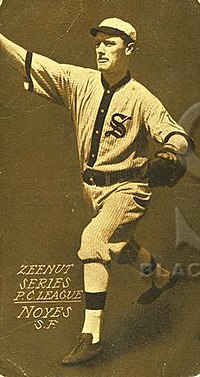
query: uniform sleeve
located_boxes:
[24,51,86,107]
[141,91,189,144]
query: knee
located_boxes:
[80,226,99,251]
[78,227,111,264]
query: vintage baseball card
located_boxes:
[0,1,200,377]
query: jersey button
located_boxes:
[100,109,105,113]
[106,90,110,94]
[95,130,99,135]
[92,154,95,158]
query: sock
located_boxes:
[82,309,103,343]
[81,262,109,343]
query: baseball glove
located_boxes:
[147,146,187,187]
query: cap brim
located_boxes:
[90,26,135,43]
[90,26,126,37]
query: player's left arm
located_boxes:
[142,93,195,187]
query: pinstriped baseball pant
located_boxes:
[78,180,152,264]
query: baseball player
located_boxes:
[0,17,194,365]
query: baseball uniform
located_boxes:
[23,51,189,264]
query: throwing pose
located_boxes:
[0,17,194,365]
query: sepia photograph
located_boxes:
[0,1,200,376]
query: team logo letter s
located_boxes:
[105,113,132,139]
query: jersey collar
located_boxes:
[101,70,131,91]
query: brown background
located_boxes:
[0,1,200,377]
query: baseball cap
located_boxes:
[90,17,137,43]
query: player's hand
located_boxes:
[147,147,187,187]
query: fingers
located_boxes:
[156,151,177,162]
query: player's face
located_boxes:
[95,33,127,74]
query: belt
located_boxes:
[82,168,146,186]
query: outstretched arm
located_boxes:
[1,32,92,108]
[0,33,27,77]
[0,33,71,105]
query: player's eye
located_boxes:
[105,41,115,47]
[104,41,113,47]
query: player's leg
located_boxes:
[78,184,151,337]
[115,236,171,288]
[111,230,176,305]
[107,186,173,301]
[61,181,171,364]
[62,183,146,365]
[112,219,176,305]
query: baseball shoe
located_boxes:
[137,274,179,305]
[61,333,102,365]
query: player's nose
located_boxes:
[96,42,106,54]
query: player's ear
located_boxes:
[125,42,135,56]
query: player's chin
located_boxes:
[97,62,110,72]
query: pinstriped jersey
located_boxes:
[24,52,187,173]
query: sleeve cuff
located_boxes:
[164,131,195,156]
[25,51,34,92]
